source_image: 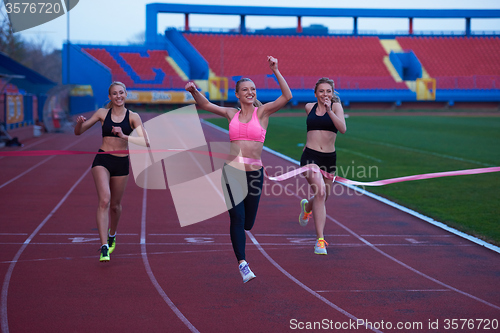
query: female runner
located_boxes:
[74,82,146,262]
[298,77,346,255]
[185,56,292,282]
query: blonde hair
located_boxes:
[314,77,340,103]
[235,78,262,107]
[105,81,127,109]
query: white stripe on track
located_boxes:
[0,156,56,190]
[204,119,500,311]
[255,129,500,254]
[348,136,494,167]
[139,169,200,333]
[201,120,383,330]
[339,184,500,254]
[271,176,500,311]
[0,132,92,189]
[1,167,91,333]
[246,231,383,333]
[0,136,53,161]
[326,214,500,311]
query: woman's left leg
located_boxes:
[109,175,129,235]
[243,168,264,231]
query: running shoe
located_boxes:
[108,235,116,254]
[238,261,256,283]
[99,245,110,262]
[314,238,328,255]
[299,199,312,226]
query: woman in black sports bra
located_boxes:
[298,77,346,255]
[74,82,146,262]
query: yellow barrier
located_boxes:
[126,90,196,104]
[70,85,93,96]
[208,77,228,101]
[416,78,436,100]
[6,94,24,124]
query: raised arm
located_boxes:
[185,82,235,121]
[261,56,293,116]
[74,108,106,135]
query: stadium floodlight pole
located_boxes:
[67,0,70,84]
[220,38,224,106]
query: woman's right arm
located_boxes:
[185,82,235,121]
[74,108,105,135]
[304,103,315,116]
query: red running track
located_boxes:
[0,113,499,333]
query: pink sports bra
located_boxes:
[228,107,266,143]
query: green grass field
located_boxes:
[207,114,500,246]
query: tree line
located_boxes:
[0,16,61,84]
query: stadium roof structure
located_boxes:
[146,3,500,42]
[0,52,55,94]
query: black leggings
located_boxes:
[222,165,264,262]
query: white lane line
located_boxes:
[1,167,91,333]
[267,176,500,311]
[254,131,500,254]
[246,231,382,333]
[0,136,54,161]
[201,120,384,329]
[139,169,199,333]
[0,234,28,236]
[343,185,500,254]
[360,234,453,237]
[39,233,139,236]
[148,233,228,236]
[0,156,56,189]
[205,119,500,313]
[0,132,93,189]
[317,289,451,293]
[0,242,475,248]
[336,147,383,163]
[255,234,351,237]
[0,248,238,264]
[326,213,500,311]
[348,136,494,167]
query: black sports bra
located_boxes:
[102,108,133,137]
[306,103,338,133]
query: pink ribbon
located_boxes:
[0,150,131,157]
[1,149,498,187]
[267,164,500,186]
[233,158,500,186]
[333,167,500,186]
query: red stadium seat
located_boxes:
[397,36,500,89]
[184,33,405,90]
[82,47,187,89]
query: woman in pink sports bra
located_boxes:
[185,56,292,283]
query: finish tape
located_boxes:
[2,149,498,187]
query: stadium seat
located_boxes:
[184,32,406,90]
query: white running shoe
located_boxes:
[239,261,256,283]
[299,199,312,226]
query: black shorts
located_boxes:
[91,149,130,177]
[300,147,337,174]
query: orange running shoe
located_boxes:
[314,238,329,255]
[299,199,312,226]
